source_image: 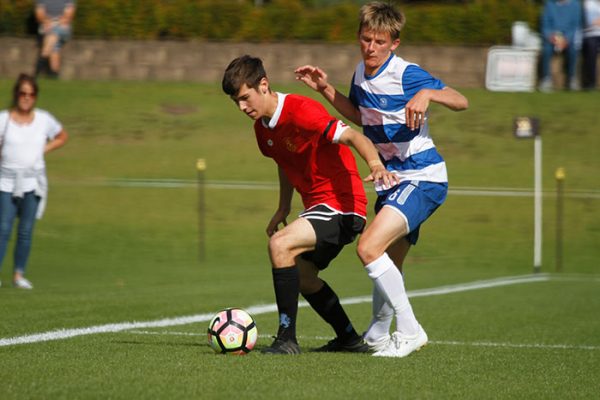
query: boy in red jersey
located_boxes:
[222,55,399,354]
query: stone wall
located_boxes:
[0,37,489,87]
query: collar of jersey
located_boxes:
[364,52,395,80]
[261,92,287,129]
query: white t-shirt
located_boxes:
[584,0,600,38]
[0,109,62,192]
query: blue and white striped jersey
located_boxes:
[349,53,447,194]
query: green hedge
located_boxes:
[0,0,540,45]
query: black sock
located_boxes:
[302,281,358,342]
[272,266,299,342]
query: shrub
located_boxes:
[0,0,541,45]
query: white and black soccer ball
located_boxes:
[207,308,258,355]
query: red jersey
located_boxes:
[254,93,367,217]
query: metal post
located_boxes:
[197,158,206,262]
[555,167,565,272]
[513,116,541,273]
[533,135,542,273]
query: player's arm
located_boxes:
[266,166,293,237]
[295,65,362,126]
[405,87,469,131]
[338,127,400,189]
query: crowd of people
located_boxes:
[539,0,600,91]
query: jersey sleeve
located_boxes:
[402,65,446,99]
[294,97,341,143]
[348,72,359,108]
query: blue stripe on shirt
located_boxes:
[351,85,408,111]
[386,147,444,171]
[364,124,419,144]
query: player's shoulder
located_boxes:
[286,93,318,105]
[389,55,422,75]
[286,93,328,113]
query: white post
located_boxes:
[533,135,542,273]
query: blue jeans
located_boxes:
[0,191,40,274]
[541,40,578,81]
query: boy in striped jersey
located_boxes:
[296,1,468,357]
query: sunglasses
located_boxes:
[18,91,36,98]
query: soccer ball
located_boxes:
[207,308,258,355]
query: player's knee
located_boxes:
[356,238,380,266]
[268,232,285,253]
[268,233,293,265]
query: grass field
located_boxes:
[0,78,598,399]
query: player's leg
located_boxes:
[298,258,367,352]
[358,207,421,332]
[357,181,446,357]
[362,238,410,350]
[298,208,367,352]
[359,208,426,357]
[262,217,316,354]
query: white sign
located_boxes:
[486,46,539,92]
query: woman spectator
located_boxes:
[0,73,68,289]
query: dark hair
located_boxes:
[11,73,38,109]
[222,55,267,97]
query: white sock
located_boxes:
[363,284,393,343]
[365,253,419,336]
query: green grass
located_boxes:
[0,79,598,399]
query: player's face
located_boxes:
[358,28,400,76]
[233,81,268,121]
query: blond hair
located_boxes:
[358,2,406,40]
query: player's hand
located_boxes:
[364,163,400,190]
[405,89,431,131]
[266,211,289,237]
[295,65,329,92]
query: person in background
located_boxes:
[539,0,583,92]
[582,0,600,89]
[35,0,76,78]
[0,73,68,289]
[296,1,468,358]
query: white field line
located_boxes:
[0,274,550,348]
[58,178,600,199]
[125,331,600,351]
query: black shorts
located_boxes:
[299,205,366,270]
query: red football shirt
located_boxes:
[254,93,367,217]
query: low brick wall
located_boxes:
[0,37,490,87]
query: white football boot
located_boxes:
[372,325,428,358]
[364,334,391,353]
